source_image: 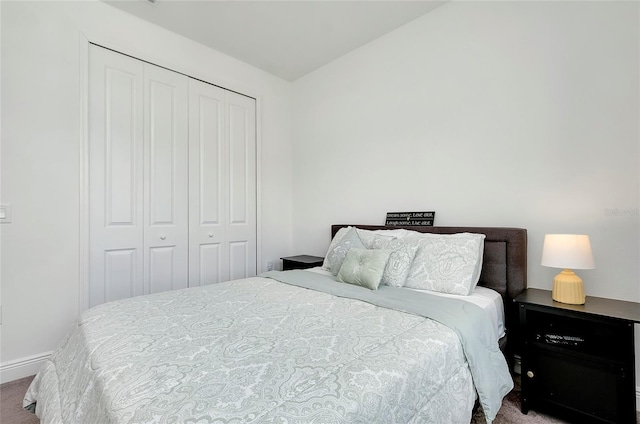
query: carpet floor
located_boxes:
[1,374,637,423]
[0,376,39,424]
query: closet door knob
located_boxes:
[160,235,166,240]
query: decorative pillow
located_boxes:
[371,236,420,287]
[325,227,366,276]
[356,228,409,248]
[404,233,485,295]
[336,248,390,290]
[322,226,352,270]
[323,227,407,268]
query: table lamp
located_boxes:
[541,234,595,305]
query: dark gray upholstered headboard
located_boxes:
[331,225,528,360]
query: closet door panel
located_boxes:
[227,92,257,279]
[106,71,138,225]
[229,104,248,224]
[89,46,144,307]
[198,97,223,224]
[148,246,176,293]
[143,64,189,294]
[199,244,221,285]
[104,249,138,301]
[148,82,177,224]
[229,241,248,281]
[189,79,228,286]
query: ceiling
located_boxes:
[104,0,446,81]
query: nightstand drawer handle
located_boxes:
[208,233,214,238]
[526,371,534,378]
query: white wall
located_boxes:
[292,0,640,386]
[2,0,639,402]
[0,0,292,381]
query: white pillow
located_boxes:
[371,236,420,287]
[356,228,411,248]
[323,227,410,269]
[404,233,485,296]
[325,227,366,276]
[322,226,352,270]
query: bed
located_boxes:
[24,225,527,424]
[330,225,528,358]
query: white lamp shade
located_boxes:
[541,234,595,270]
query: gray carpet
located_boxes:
[470,376,569,424]
[1,375,638,423]
[0,376,39,424]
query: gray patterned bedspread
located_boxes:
[24,271,506,424]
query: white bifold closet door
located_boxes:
[88,45,256,308]
[188,80,257,286]
[143,63,189,296]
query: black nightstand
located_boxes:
[516,288,640,424]
[280,255,324,271]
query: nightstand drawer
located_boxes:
[524,348,633,423]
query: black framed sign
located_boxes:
[385,211,435,227]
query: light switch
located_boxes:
[0,204,12,223]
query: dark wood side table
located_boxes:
[280,255,324,271]
[516,288,640,424]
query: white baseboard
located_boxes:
[0,351,51,384]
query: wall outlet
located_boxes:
[0,204,12,223]
[266,261,274,271]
